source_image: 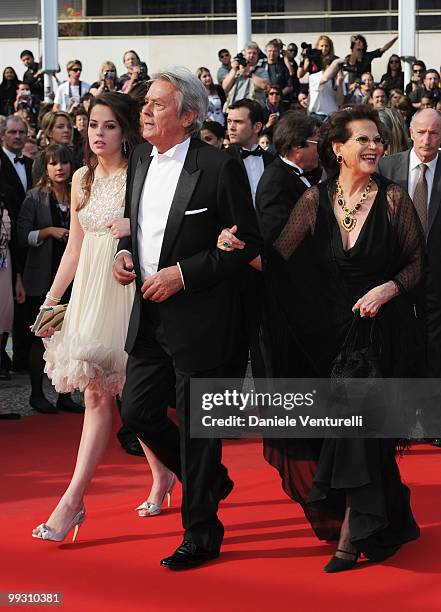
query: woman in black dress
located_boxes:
[268,105,424,571]
[220,105,424,572]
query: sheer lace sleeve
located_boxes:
[274,185,320,259]
[386,182,425,292]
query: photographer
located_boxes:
[344,33,398,83]
[222,41,269,109]
[13,82,39,125]
[260,39,295,99]
[89,61,119,96]
[405,61,426,96]
[345,71,374,104]
[120,60,149,94]
[308,56,345,123]
[297,35,336,79]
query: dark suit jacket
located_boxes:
[17,187,55,296]
[378,150,441,293]
[256,156,309,246]
[0,149,33,275]
[117,137,262,371]
[0,149,33,221]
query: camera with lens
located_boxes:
[17,100,29,109]
[341,64,359,73]
[300,42,322,69]
[234,52,249,67]
[104,70,116,79]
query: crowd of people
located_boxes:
[1,32,440,572]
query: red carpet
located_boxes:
[1,411,440,612]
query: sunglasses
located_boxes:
[268,91,281,95]
[70,67,82,72]
[389,59,400,64]
[347,135,385,146]
[220,54,230,58]
[413,69,423,73]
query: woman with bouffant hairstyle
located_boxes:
[267,104,424,572]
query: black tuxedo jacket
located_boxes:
[378,150,441,294]
[256,155,309,246]
[117,137,262,371]
[0,148,33,222]
[225,144,274,195]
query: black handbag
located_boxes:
[331,313,381,379]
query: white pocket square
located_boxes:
[184,208,208,215]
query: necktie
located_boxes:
[14,156,25,165]
[240,146,263,159]
[413,163,428,233]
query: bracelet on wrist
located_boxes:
[45,292,61,304]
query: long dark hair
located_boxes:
[318,105,389,174]
[386,54,402,76]
[0,66,19,89]
[37,144,74,202]
[79,92,141,210]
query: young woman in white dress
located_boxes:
[32,92,175,542]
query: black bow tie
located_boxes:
[240,146,263,159]
[14,156,25,165]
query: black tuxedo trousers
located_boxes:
[121,299,227,552]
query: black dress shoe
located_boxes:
[56,394,85,414]
[30,394,58,414]
[160,540,219,571]
[0,413,21,420]
[219,477,234,502]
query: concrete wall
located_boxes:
[2,31,439,88]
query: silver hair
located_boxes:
[152,67,208,136]
[244,41,260,52]
[410,107,441,128]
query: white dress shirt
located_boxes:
[280,156,311,188]
[242,145,265,206]
[2,146,28,192]
[408,148,438,208]
[137,137,191,283]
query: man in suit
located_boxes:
[256,111,320,245]
[0,115,33,371]
[223,98,273,379]
[378,108,441,441]
[113,68,261,569]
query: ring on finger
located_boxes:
[222,241,231,247]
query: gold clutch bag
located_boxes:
[31,304,68,336]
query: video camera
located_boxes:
[300,42,322,69]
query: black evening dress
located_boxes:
[262,174,424,561]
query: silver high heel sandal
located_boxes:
[135,474,176,517]
[32,507,86,542]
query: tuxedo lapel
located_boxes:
[394,151,410,192]
[428,156,441,235]
[130,154,153,274]
[1,152,24,197]
[158,142,201,269]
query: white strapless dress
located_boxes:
[44,167,135,396]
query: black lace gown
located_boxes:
[262,174,424,561]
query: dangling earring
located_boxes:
[336,154,343,164]
[122,141,128,157]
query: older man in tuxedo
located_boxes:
[113,68,261,569]
[0,115,33,371]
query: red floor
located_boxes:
[1,412,440,612]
